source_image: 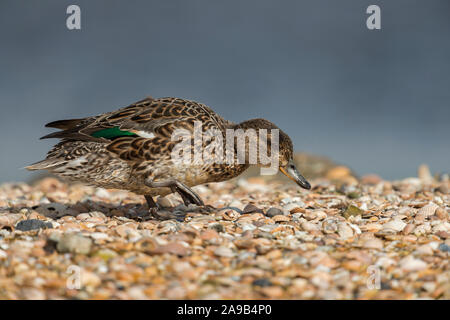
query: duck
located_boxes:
[27,96,311,219]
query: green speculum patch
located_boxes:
[91,127,137,139]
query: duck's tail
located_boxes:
[25,158,66,171]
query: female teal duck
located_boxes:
[27,96,310,219]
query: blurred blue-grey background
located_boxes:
[0,0,449,182]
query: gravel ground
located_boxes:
[0,173,448,299]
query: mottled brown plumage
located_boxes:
[28,96,310,218]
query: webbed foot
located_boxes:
[148,207,187,222]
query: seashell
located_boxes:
[283,203,305,213]
[272,215,290,223]
[417,203,439,217]
[362,238,383,249]
[399,256,427,272]
[402,223,415,235]
[382,219,406,232]
[322,218,339,234]
[432,222,450,233]
[435,207,448,220]
[337,222,354,240]
[242,204,263,214]
[301,221,319,232]
[222,210,240,221]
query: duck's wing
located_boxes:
[40,97,155,142]
[105,97,232,162]
[40,96,230,162]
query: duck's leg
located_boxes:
[144,195,157,208]
[174,185,204,206]
[144,194,161,219]
[145,178,204,206]
[144,178,207,220]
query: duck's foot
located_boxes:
[144,180,211,221]
[144,197,216,221]
[183,203,216,214]
[147,204,215,221]
[148,207,187,222]
[144,178,205,207]
[145,195,184,221]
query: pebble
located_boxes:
[415,244,434,255]
[283,203,304,213]
[402,223,415,235]
[115,223,137,238]
[382,219,406,232]
[0,163,448,299]
[322,218,339,234]
[417,203,439,217]
[438,243,450,252]
[90,232,110,241]
[209,223,225,233]
[214,246,235,258]
[437,184,449,194]
[15,219,53,231]
[436,231,449,239]
[301,221,320,232]
[338,223,354,240]
[0,214,23,228]
[362,238,383,250]
[56,233,93,255]
[222,210,240,221]
[260,286,284,298]
[343,205,364,219]
[399,256,427,272]
[200,229,220,241]
[95,248,118,261]
[432,222,450,233]
[156,242,189,256]
[228,200,243,210]
[242,204,263,214]
[82,271,101,288]
[306,210,327,221]
[272,215,290,223]
[240,223,257,232]
[422,282,436,293]
[34,203,78,219]
[266,207,284,217]
[435,207,447,220]
[157,197,173,208]
[252,278,273,287]
[22,288,46,300]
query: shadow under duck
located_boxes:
[27,97,311,219]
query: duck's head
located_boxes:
[277,127,311,190]
[236,118,311,190]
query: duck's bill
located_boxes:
[280,166,311,190]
